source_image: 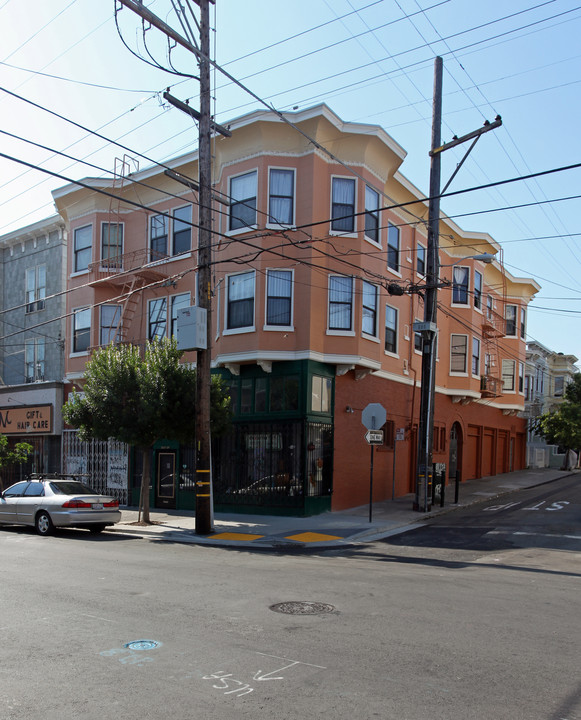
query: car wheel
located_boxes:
[89,524,106,534]
[35,511,54,536]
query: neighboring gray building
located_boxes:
[524,340,579,468]
[0,215,67,486]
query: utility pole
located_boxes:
[194,0,213,534]
[117,0,217,533]
[414,56,442,513]
[414,56,502,512]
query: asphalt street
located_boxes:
[1,475,579,720]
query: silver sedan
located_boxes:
[0,475,122,535]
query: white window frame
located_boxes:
[225,270,256,334]
[25,265,46,313]
[150,214,169,258]
[100,222,124,266]
[472,337,480,376]
[264,268,294,330]
[330,176,356,236]
[361,281,379,339]
[520,306,526,340]
[267,168,295,228]
[416,243,426,277]
[72,307,91,354]
[99,304,122,346]
[364,185,380,246]
[73,225,92,274]
[452,266,470,306]
[385,304,398,356]
[25,338,45,382]
[450,334,468,375]
[387,223,400,274]
[474,270,483,311]
[414,317,423,354]
[228,170,258,234]
[327,275,354,335]
[505,304,517,336]
[172,205,192,255]
[170,292,191,338]
[148,297,167,341]
[502,359,516,392]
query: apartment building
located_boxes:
[51,104,540,515]
[0,215,67,487]
[525,340,578,468]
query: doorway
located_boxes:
[156,451,176,509]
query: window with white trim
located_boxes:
[101,223,123,266]
[73,307,91,353]
[227,271,255,330]
[474,270,482,310]
[25,338,45,382]
[25,265,46,313]
[520,306,526,339]
[100,305,122,345]
[387,223,400,272]
[268,169,294,226]
[519,362,524,393]
[73,225,92,272]
[505,304,517,336]
[414,318,423,352]
[328,275,353,331]
[554,375,564,397]
[452,266,469,304]
[229,171,257,231]
[450,334,468,373]
[417,244,426,276]
[362,281,378,337]
[385,304,398,354]
[364,185,380,243]
[502,359,515,392]
[173,205,192,254]
[150,214,169,258]
[331,177,355,233]
[472,337,480,375]
[266,269,292,327]
[148,298,167,341]
[170,293,190,337]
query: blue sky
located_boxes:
[1,0,580,362]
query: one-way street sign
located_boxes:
[365,430,384,445]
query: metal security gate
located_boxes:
[62,430,129,505]
[213,421,304,509]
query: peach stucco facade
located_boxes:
[52,104,539,515]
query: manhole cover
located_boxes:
[269,601,335,615]
[123,640,162,651]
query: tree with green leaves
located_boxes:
[62,337,231,523]
[533,373,581,465]
[0,434,33,490]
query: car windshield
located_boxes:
[49,481,97,496]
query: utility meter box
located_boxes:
[177,306,207,350]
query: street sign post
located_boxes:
[361,403,387,523]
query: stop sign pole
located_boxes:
[362,404,387,523]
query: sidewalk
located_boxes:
[112,468,577,551]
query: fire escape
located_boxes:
[87,156,171,346]
[480,249,507,398]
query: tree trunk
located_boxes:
[140,447,151,524]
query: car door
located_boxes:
[16,481,46,526]
[0,482,30,523]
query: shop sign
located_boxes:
[0,405,52,435]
